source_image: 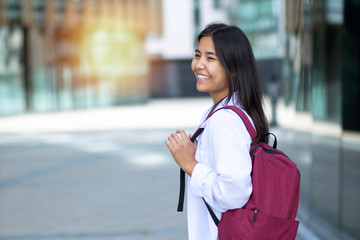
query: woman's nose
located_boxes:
[196,58,205,69]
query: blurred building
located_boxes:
[0,0,284,111]
[227,0,284,122]
[0,0,162,115]
[146,0,284,98]
[145,0,230,98]
[1,1,359,239]
[281,0,360,239]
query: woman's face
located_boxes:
[191,36,229,103]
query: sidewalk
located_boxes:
[0,98,213,133]
[0,97,321,240]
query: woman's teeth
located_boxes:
[198,75,210,80]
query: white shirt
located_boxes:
[187,94,254,240]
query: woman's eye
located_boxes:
[208,57,215,60]
[194,54,200,58]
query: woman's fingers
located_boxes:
[165,138,172,148]
[176,130,189,141]
[165,130,198,175]
[193,139,198,148]
[166,135,176,148]
[169,130,189,145]
[170,133,182,144]
[165,130,191,151]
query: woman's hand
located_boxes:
[165,130,198,176]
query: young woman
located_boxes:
[165,23,269,240]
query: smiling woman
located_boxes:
[165,23,269,240]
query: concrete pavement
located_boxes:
[0,97,321,239]
[0,128,189,240]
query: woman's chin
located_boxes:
[196,83,209,93]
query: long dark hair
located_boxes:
[196,23,269,144]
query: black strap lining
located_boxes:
[203,198,219,226]
[250,145,287,156]
[177,128,204,212]
[177,169,186,212]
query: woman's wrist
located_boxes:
[183,160,198,176]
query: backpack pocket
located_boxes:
[218,208,299,240]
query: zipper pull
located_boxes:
[253,209,257,222]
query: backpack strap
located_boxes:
[203,198,220,226]
[201,106,257,226]
[215,106,257,141]
[177,127,204,212]
[177,106,257,222]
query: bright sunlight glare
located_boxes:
[79,25,148,79]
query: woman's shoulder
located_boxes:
[206,105,255,131]
[202,108,252,144]
[206,107,246,128]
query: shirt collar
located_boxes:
[200,92,243,124]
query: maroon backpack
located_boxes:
[177,106,300,240]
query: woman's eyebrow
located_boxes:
[195,49,216,56]
[206,51,216,56]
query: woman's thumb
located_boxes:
[193,139,198,148]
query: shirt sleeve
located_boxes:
[190,109,253,213]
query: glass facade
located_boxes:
[225,0,360,239]
[282,0,360,239]
[0,0,162,115]
[0,26,26,115]
[228,0,281,59]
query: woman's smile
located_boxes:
[197,74,211,82]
